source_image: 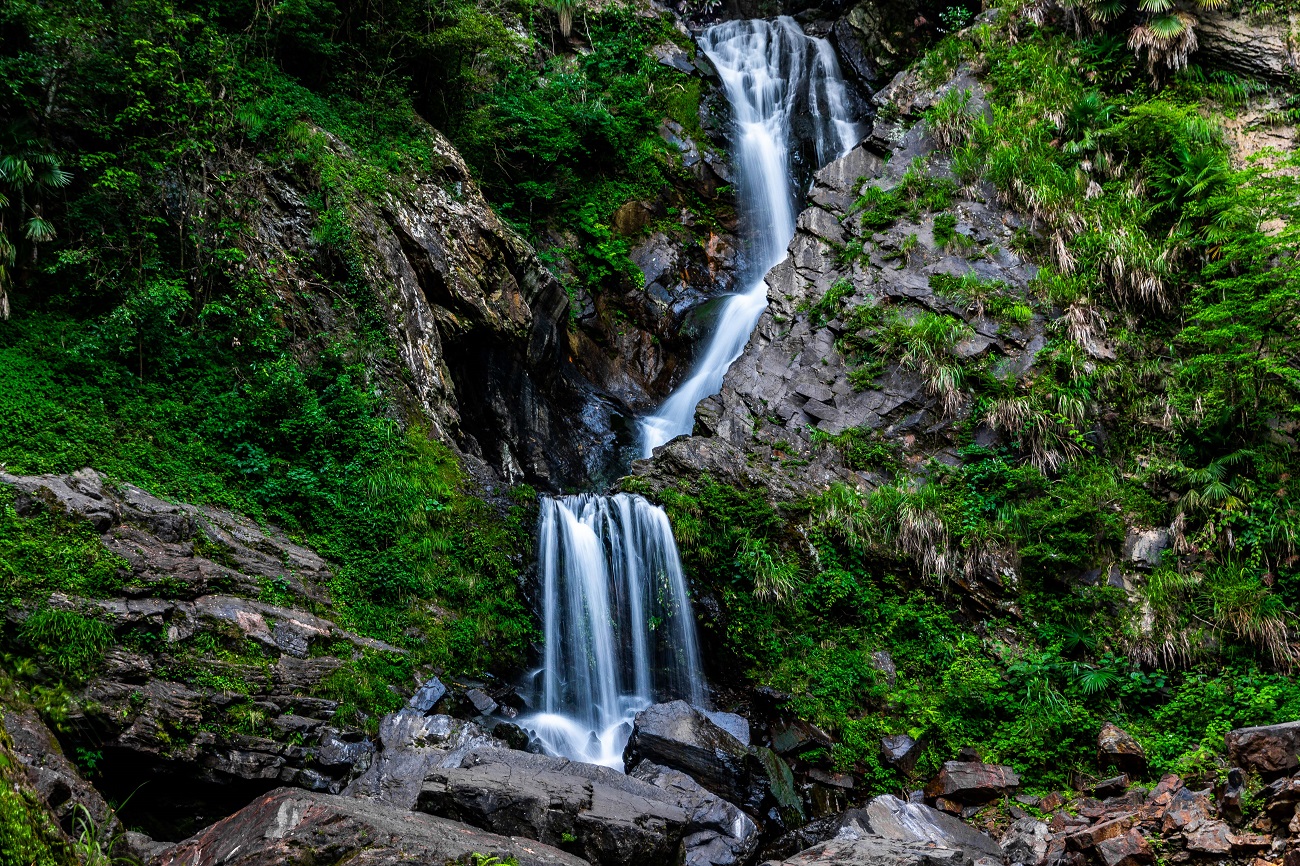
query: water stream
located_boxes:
[637,17,860,458]
[520,18,859,768]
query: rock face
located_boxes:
[1227,720,1300,777]
[622,701,758,808]
[1196,12,1300,83]
[228,123,619,489]
[417,747,758,866]
[631,65,1046,539]
[153,787,589,866]
[0,469,407,837]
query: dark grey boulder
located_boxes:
[418,747,758,866]
[153,787,587,866]
[408,676,447,713]
[624,700,757,808]
[344,710,500,809]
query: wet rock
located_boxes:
[623,700,755,808]
[863,795,1005,860]
[1227,721,1300,777]
[154,787,587,866]
[924,761,1020,804]
[419,748,757,866]
[704,711,751,746]
[1099,723,1147,775]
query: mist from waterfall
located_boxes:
[637,17,859,458]
[519,494,705,768]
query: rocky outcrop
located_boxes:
[416,746,758,866]
[1195,11,1300,83]
[633,66,1045,508]
[223,123,619,489]
[153,787,588,866]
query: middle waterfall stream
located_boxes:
[521,17,859,768]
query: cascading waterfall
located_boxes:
[521,19,859,769]
[638,17,859,458]
[520,494,705,768]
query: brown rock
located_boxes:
[1230,833,1273,853]
[1065,815,1134,851]
[1162,786,1214,834]
[1092,775,1129,798]
[1040,792,1064,811]
[1229,722,1300,778]
[924,761,1020,804]
[1099,723,1147,775]
[1095,830,1153,866]
[1186,818,1233,855]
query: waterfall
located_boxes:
[520,493,705,768]
[637,17,859,458]
[519,19,859,769]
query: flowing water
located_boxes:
[637,17,860,458]
[519,494,705,767]
[520,18,858,768]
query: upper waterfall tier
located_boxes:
[637,17,859,458]
[521,493,704,768]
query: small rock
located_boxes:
[1095,829,1154,866]
[464,688,497,716]
[881,734,924,775]
[1099,723,1147,775]
[407,676,446,713]
[1122,527,1169,568]
[1039,791,1064,811]
[491,722,531,751]
[1002,817,1049,865]
[1187,819,1234,854]
[1092,775,1130,798]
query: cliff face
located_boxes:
[218,125,622,490]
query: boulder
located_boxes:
[881,733,924,775]
[1095,829,1153,866]
[344,710,500,810]
[1161,786,1214,834]
[419,747,758,866]
[1099,723,1147,775]
[153,787,587,866]
[1227,721,1300,777]
[1186,819,1233,855]
[1122,528,1169,568]
[1001,817,1049,866]
[1092,775,1130,798]
[924,761,1020,804]
[761,795,1005,866]
[623,701,756,808]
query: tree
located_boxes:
[0,121,70,320]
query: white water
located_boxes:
[637,17,860,458]
[519,494,705,768]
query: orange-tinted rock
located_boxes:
[1095,829,1153,866]
[1099,723,1147,775]
[924,761,1020,804]
[1227,722,1300,777]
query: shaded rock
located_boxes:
[881,734,924,775]
[924,761,1019,804]
[419,747,757,866]
[771,717,835,756]
[154,787,587,866]
[623,700,755,808]
[1122,528,1169,569]
[1196,12,1300,83]
[1227,721,1300,777]
[1099,723,1147,775]
[1092,775,1130,798]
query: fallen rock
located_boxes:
[1099,723,1147,775]
[1161,786,1214,834]
[419,747,758,866]
[1092,775,1129,798]
[1186,818,1233,855]
[924,761,1020,804]
[1001,816,1049,866]
[344,710,499,809]
[1095,829,1153,866]
[761,795,1005,866]
[154,787,587,866]
[1227,721,1300,777]
[882,733,925,775]
[623,700,756,808]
